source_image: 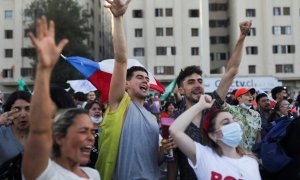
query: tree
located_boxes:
[26,0,92,88]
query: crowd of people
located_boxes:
[1,0,300,179]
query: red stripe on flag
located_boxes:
[87,70,112,103]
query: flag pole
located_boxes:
[60,54,66,60]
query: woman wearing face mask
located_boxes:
[169,95,261,180]
[85,101,105,129]
[84,101,105,168]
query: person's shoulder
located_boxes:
[81,166,100,179]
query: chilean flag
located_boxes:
[64,56,165,102]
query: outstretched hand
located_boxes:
[104,0,131,17]
[28,16,68,70]
[239,20,252,37]
[198,94,215,110]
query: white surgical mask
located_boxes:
[240,103,252,110]
[218,122,242,148]
[91,116,103,124]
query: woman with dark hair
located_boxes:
[268,99,293,123]
[84,101,105,168]
[0,91,31,179]
[169,95,261,179]
[22,16,100,179]
[84,101,105,129]
[161,101,175,118]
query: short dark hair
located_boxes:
[84,101,105,112]
[176,66,202,87]
[256,93,268,103]
[73,92,87,101]
[3,91,31,112]
[126,66,148,81]
[271,86,285,100]
[50,86,75,109]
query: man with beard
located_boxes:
[167,21,253,180]
[225,88,261,151]
[256,93,272,138]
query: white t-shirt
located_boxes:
[188,142,261,180]
[35,159,100,180]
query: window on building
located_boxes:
[189,9,199,17]
[273,7,281,16]
[248,28,256,36]
[156,28,164,36]
[24,29,30,37]
[272,26,281,35]
[209,19,229,28]
[282,26,291,35]
[135,28,143,37]
[157,47,166,55]
[191,47,199,56]
[4,30,13,39]
[246,46,258,55]
[21,68,34,77]
[154,66,174,75]
[210,36,229,44]
[4,10,13,19]
[165,8,173,17]
[157,47,175,55]
[2,69,14,78]
[133,48,144,56]
[191,28,199,36]
[210,53,214,61]
[209,3,228,11]
[216,53,227,60]
[246,9,256,17]
[276,64,294,73]
[4,49,13,57]
[248,65,256,74]
[155,8,163,17]
[283,7,290,15]
[273,45,295,54]
[166,27,173,36]
[24,9,32,21]
[133,10,143,18]
[22,48,36,57]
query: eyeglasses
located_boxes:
[280,104,292,108]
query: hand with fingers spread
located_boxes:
[28,16,68,71]
[104,0,131,17]
[239,20,252,37]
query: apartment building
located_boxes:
[228,0,300,90]
[123,0,300,91]
[1,0,300,94]
[0,0,112,93]
[123,0,210,83]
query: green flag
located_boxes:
[18,77,32,93]
[160,79,176,101]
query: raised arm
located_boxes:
[216,21,252,101]
[106,0,131,110]
[169,95,214,165]
[22,16,68,180]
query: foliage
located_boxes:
[26,0,92,88]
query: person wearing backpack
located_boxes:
[257,100,295,179]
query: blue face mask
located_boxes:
[218,122,242,148]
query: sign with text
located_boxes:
[204,76,282,92]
